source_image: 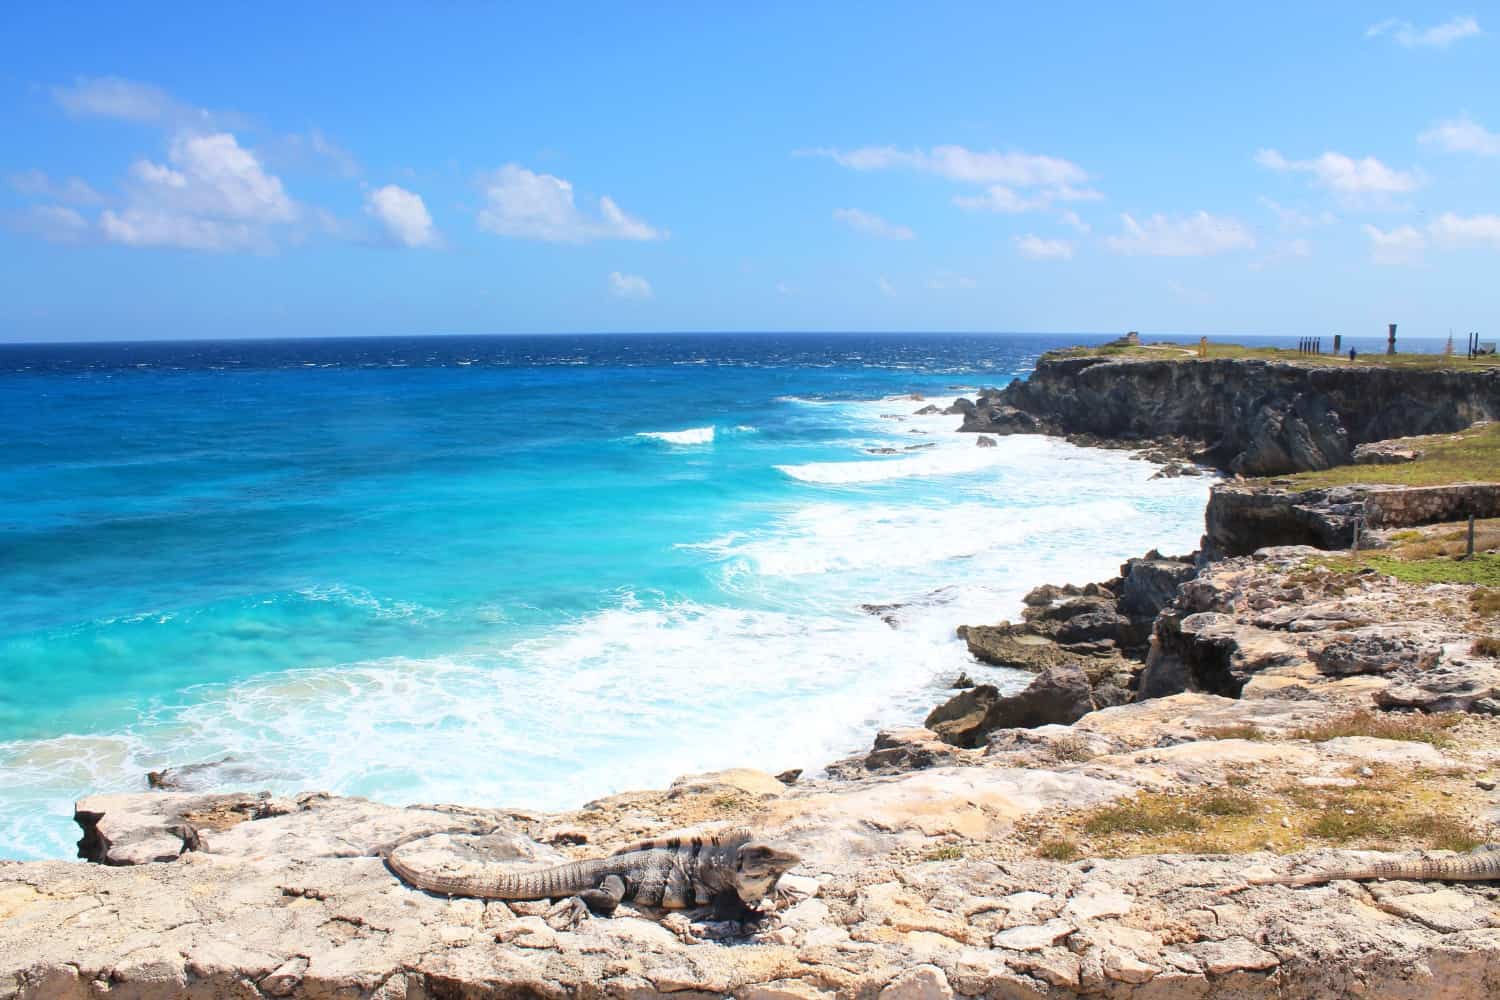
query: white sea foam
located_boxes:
[777,448,1003,483]
[0,595,998,859]
[0,384,1216,862]
[637,426,715,445]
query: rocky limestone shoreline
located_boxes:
[9,523,1500,998]
[9,367,1500,998]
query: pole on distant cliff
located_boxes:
[1333,334,1342,355]
[1387,323,1397,356]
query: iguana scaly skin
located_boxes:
[387,828,800,922]
[1239,848,1500,889]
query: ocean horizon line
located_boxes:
[0,329,1451,350]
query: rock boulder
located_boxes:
[925,666,1095,747]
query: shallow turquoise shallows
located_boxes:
[0,333,1221,859]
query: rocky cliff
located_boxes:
[962,356,1500,475]
[1205,481,1500,556]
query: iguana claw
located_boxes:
[544,896,591,931]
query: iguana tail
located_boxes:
[1248,851,1500,887]
[386,851,609,900]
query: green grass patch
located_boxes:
[1199,792,1259,817]
[1261,422,1500,490]
[1083,795,1203,837]
[1057,764,1485,859]
[1291,787,1482,852]
[1044,342,1500,371]
[1357,553,1500,586]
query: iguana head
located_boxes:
[732,839,801,903]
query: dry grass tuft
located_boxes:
[1289,710,1460,749]
[1472,587,1500,618]
[1083,795,1202,837]
[1473,636,1500,658]
[1201,724,1265,741]
[1047,733,1098,762]
[1048,763,1486,859]
[1037,838,1082,862]
[921,844,964,862]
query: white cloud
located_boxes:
[833,207,915,240]
[1014,234,1074,260]
[878,276,896,297]
[52,76,180,123]
[101,132,297,251]
[1420,116,1500,157]
[954,186,1046,214]
[1059,210,1092,234]
[1258,196,1335,230]
[1366,15,1481,47]
[926,271,978,289]
[1255,148,1421,197]
[1361,214,1500,262]
[141,133,294,220]
[99,210,258,251]
[802,144,1099,214]
[364,184,438,248]
[50,75,228,129]
[955,183,1101,214]
[9,169,102,204]
[608,271,653,299]
[807,145,1088,187]
[1428,212,1500,249]
[478,164,663,243]
[1362,223,1426,264]
[1104,212,1254,256]
[10,204,90,244]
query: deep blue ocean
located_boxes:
[0,331,1432,859]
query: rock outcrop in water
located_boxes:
[957,355,1500,475]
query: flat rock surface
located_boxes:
[8,831,1500,999]
[9,710,1500,1000]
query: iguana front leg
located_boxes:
[545,874,627,930]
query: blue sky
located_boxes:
[1,3,1497,342]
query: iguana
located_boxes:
[1222,847,1500,893]
[386,828,801,927]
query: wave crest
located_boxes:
[637,426,715,445]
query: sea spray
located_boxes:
[0,333,1213,859]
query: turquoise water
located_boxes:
[0,333,1223,860]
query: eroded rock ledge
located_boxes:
[1206,481,1500,556]
[954,355,1500,476]
[7,694,1500,999]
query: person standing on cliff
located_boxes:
[1349,347,1357,362]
